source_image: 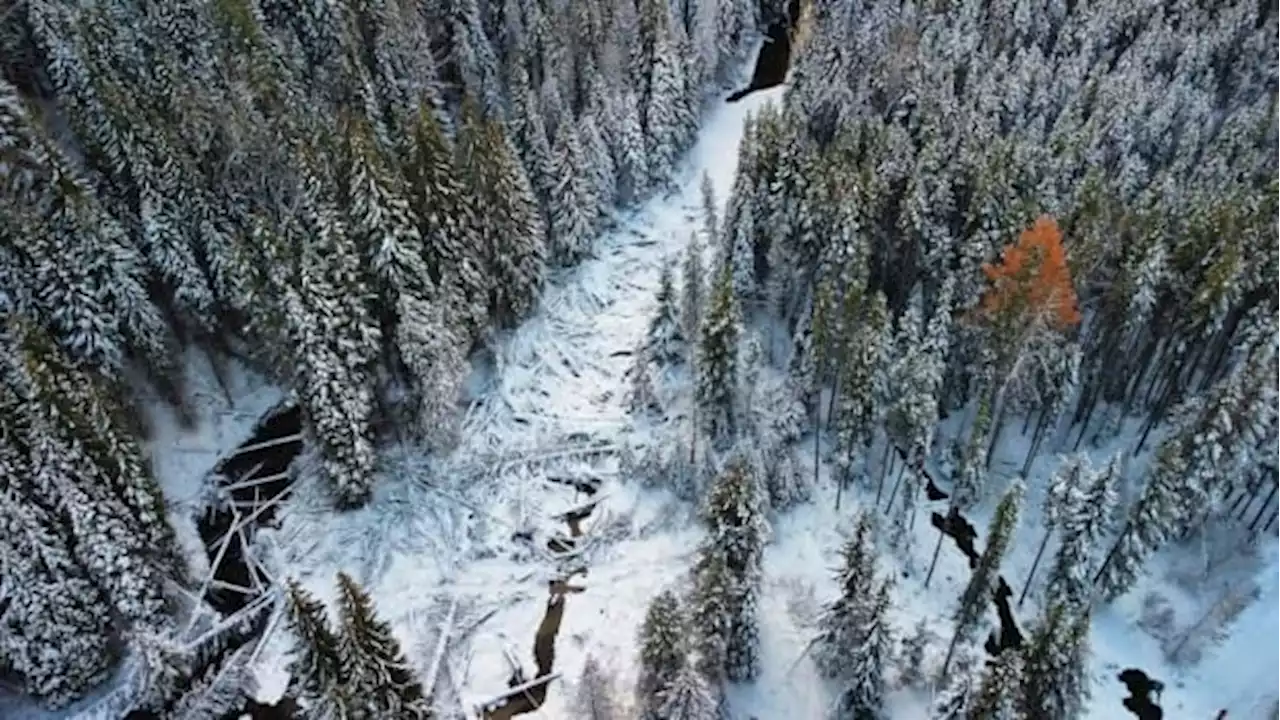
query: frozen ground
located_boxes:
[127,79,1276,720]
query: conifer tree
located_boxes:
[697,266,741,447]
[549,119,601,265]
[13,318,174,558]
[700,172,718,246]
[681,231,706,346]
[615,90,649,203]
[1020,454,1090,605]
[833,291,889,491]
[479,115,548,326]
[968,649,1025,720]
[1020,601,1091,720]
[930,649,977,720]
[656,663,719,720]
[942,481,1023,677]
[898,618,933,690]
[694,458,768,682]
[637,589,687,718]
[0,483,114,708]
[645,32,693,188]
[690,545,733,683]
[814,512,877,679]
[335,572,430,719]
[628,349,663,418]
[579,111,618,216]
[1093,444,1182,601]
[575,654,618,720]
[835,578,893,720]
[284,580,349,718]
[404,101,488,323]
[648,258,687,365]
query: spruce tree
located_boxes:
[833,291,889,490]
[898,618,933,690]
[694,458,768,682]
[615,90,649,203]
[335,572,430,719]
[929,644,979,719]
[1094,443,1182,601]
[648,258,687,365]
[479,115,547,326]
[285,580,349,718]
[575,654,618,720]
[835,578,893,720]
[968,649,1025,720]
[656,663,719,720]
[681,231,706,347]
[548,119,600,265]
[814,512,877,679]
[0,484,114,708]
[636,589,687,717]
[942,481,1023,677]
[697,265,741,448]
[645,32,693,188]
[628,349,663,418]
[1020,601,1091,720]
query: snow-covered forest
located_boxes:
[0,0,1276,717]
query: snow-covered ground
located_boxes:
[250,82,792,715]
[133,78,1276,720]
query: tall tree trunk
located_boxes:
[1018,530,1052,608]
[874,440,893,507]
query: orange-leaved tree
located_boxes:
[980,215,1082,331]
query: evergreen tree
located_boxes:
[575,654,618,720]
[284,580,349,718]
[548,118,601,264]
[898,618,933,690]
[656,663,718,720]
[833,291,889,489]
[615,90,650,203]
[637,589,687,717]
[479,115,547,326]
[628,349,663,418]
[681,231,706,347]
[0,483,114,708]
[834,578,893,720]
[1044,455,1117,609]
[404,102,488,328]
[814,512,877,679]
[969,649,1025,720]
[943,481,1023,677]
[1020,602,1091,720]
[697,266,741,447]
[695,458,768,682]
[700,172,718,247]
[645,32,693,188]
[1094,443,1182,601]
[335,572,430,719]
[930,649,978,720]
[648,259,687,365]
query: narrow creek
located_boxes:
[480,476,602,719]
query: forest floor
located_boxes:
[131,77,1280,720]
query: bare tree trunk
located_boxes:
[884,461,908,514]
[1018,530,1052,608]
[874,441,893,507]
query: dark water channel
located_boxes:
[482,476,601,718]
[126,402,305,720]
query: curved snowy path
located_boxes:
[261,86,785,710]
